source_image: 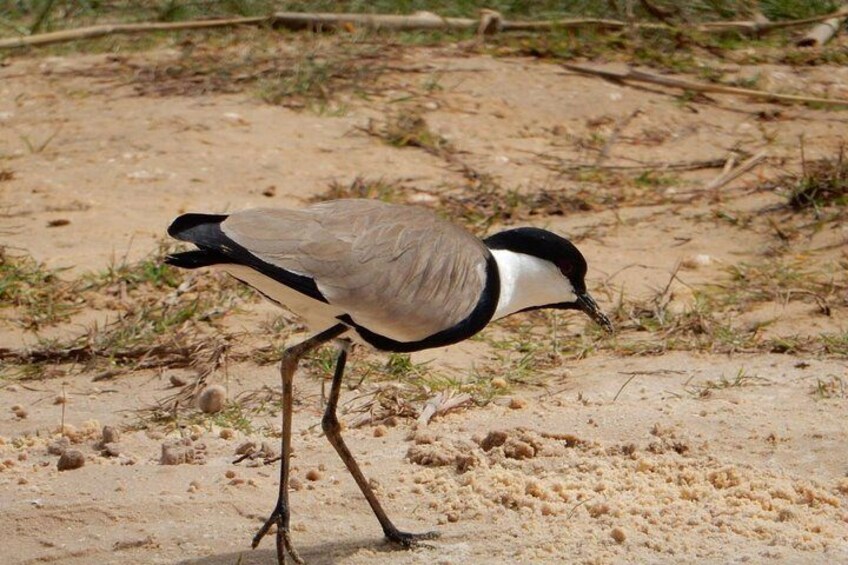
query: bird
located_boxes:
[165,198,612,564]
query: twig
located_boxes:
[3,8,848,50]
[528,151,728,173]
[562,63,848,108]
[704,150,767,191]
[595,108,642,167]
[612,373,638,403]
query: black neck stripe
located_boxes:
[337,253,500,353]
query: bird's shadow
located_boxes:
[178,535,437,565]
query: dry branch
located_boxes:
[3,7,848,50]
[562,63,848,108]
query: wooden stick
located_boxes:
[704,150,767,191]
[0,16,267,49]
[562,63,848,108]
[3,8,848,50]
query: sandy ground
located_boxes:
[1,38,847,564]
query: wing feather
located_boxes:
[221,200,489,342]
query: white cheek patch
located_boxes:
[491,249,578,319]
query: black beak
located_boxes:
[575,292,613,333]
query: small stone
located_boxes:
[446,512,459,523]
[611,527,626,544]
[197,385,226,414]
[373,425,388,438]
[17,477,28,485]
[13,407,27,419]
[53,395,66,405]
[262,185,276,197]
[508,397,527,410]
[290,477,303,491]
[101,426,120,444]
[225,469,237,479]
[47,437,71,456]
[235,441,257,456]
[219,428,235,440]
[101,442,121,457]
[681,254,712,270]
[259,441,278,459]
[187,480,201,493]
[10,404,23,413]
[169,374,187,387]
[491,377,508,389]
[57,450,85,471]
[305,469,322,482]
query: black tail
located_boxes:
[164,249,229,269]
[166,213,230,269]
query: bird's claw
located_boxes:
[385,528,441,547]
[253,507,303,564]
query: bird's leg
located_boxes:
[322,342,439,547]
[253,324,348,564]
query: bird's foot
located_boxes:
[384,527,440,548]
[252,506,304,565]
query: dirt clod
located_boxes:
[480,430,508,452]
[503,438,536,460]
[160,438,195,465]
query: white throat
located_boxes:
[490,248,577,320]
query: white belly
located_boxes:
[221,264,345,334]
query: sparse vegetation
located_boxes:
[0,248,81,329]
[786,146,848,212]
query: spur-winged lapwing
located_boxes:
[166,198,611,563]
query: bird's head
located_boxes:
[484,227,613,332]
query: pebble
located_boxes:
[508,397,527,410]
[197,385,226,414]
[373,425,388,438]
[305,469,322,482]
[101,443,121,457]
[235,441,257,456]
[169,374,187,387]
[219,428,235,440]
[491,377,508,389]
[101,426,120,444]
[57,450,85,471]
[47,437,71,456]
[225,469,237,479]
[611,527,627,544]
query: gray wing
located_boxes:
[221,200,490,342]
